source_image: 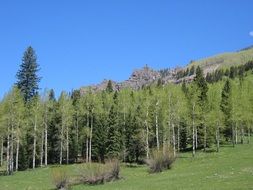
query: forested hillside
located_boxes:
[0,46,252,176]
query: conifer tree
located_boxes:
[193,66,208,150]
[106,92,121,158]
[16,46,41,102]
[220,79,233,144]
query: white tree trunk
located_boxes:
[86,112,89,163]
[15,138,19,171]
[241,127,244,144]
[10,124,14,173]
[145,109,149,159]
[192,104,195,157]
[0,137,3,167]
[177,125,180,152]
[66,125,69,164]
[247,127,250,144]
[204,124,207,151]
[76,117,79,162]
[44,123,48,166]
[33,116,37,169]
[235,123,238,144]
[60,123,64,165]
[40,130,44,167]
[195,127,198,149]
[86,137,89,163]
[172,122,176,157]
[89,113,93,163]
[216,122,220,152]
[155,101,159,150]
[7,131,10,174]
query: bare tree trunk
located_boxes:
[40,130,44,167]
[15,138,19,171]
[44,123,48,166]
[177,125,180,152]
[10,123,14,174]
[60,123,64,165]
[240,126,244,144]
[172,122,176,157]
[145,109,149,159]
[89,113,93,163]
[75,117,79,162]
[247,127,250,144]
[0,137,3,167]
[204,124,207,152]
[6,129,10,175]
[216,122,220,152]
[33,117,37,169]
[192,104,195,157]
[66,125,69,164]
[155,101,159,150]
[85,111,89,163]
[232,125,235,147]
[235,123,238,144]
[195,127,198,149]
[123,111,126,162]
[86,137,89,163]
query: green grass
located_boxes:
[0,142,253,190]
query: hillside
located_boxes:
[187,47,253,73]
[80,46,253,93]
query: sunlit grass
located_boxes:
[0,140,252,190]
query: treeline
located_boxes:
[175,60,253,82]
[0,47,252,175]
[206,61,253,83]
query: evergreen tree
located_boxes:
[16,47,41,102]
[106,93,121,158]
[193,66,209,150]
[106,80,114,93]
[220,79,233,143]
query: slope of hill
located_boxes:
[187,47,253,73]
[80,46,253,93]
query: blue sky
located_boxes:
[1,0,253,98]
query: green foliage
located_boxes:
[220,79,233,139]
[16,46,40,102]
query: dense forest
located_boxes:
[0,46,252,175]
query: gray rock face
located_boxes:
[80,66,183,94]
[80,66,165,94]
[119,66,161,90]
[80,61,226,94]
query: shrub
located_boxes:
[79,159,120,185]
[146,149,176,173]
[51,167,69,190]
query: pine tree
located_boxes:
[106,80,114,93]
[16,46,41,102]
[193,66,209,150]
[220,79,233,143]
[106,92,121,158]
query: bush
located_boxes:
[51,167,69,190]
[79,159,120,185]
[146,149,176,173]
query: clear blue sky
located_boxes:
[1,0,253,98]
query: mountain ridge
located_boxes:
[80,46,253,94]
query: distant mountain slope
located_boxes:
[80,46,253,94]
[187,47,253,74]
